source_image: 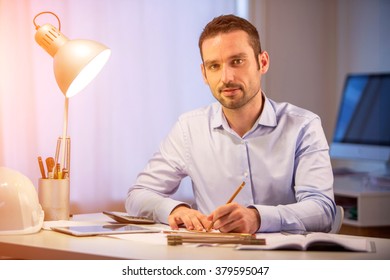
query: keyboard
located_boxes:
[103,211,155,224]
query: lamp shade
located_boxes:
[35,23,111,97]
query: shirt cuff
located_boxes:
[251,204,282,232]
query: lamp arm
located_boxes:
[59,97,69,175]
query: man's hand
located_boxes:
[168,205,211,231]
[208,202,260,233]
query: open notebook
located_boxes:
[236,232,373,252]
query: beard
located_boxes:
[215,82,259,110]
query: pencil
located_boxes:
[54,137,61,167]
[37,156,47,179]
[207,181,245,231]
[225,181,246,203]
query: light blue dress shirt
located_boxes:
[126,95,336,232]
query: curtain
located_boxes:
[0,0,244,213]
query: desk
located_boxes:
[340,224,390,239]
[1,213,390,260]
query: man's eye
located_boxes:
[208,64,220,71]
[232,59,243,65]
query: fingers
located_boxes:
[168,207,210,231]
[168,215,181,230]
[207,203,237,232]
[209,203,260,233]
[168,204,260,233]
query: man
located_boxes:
[126,14,335,234]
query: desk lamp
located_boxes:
[33,11,111,174]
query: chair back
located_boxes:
[330,205,344,233]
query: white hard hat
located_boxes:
[0,166,44,234]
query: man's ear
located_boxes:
[200,63,209,84]
[258,51,270,74]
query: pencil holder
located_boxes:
[38,178,70,221]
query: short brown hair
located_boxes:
[198,14,262,62]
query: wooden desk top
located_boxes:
[1,214,390,260]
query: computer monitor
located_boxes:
[330,73,390,164]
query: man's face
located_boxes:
[201,30,268,110]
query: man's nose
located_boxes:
[221,65,234,83]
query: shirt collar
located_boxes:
[210,92,277,130]
[210,103,224,129]
[258,93,277,127]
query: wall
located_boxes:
[336,0,390,91]
[249,0,390,142]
